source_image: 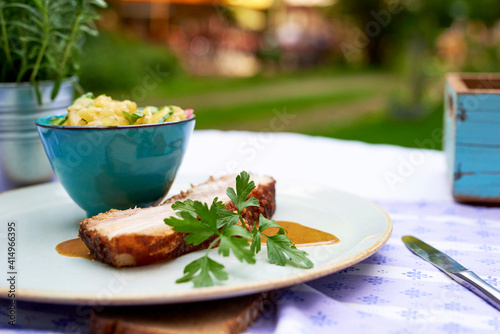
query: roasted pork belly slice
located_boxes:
[78,174,276,267]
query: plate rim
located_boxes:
[0,180,392,305]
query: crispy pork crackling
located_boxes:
[78,174,276,267]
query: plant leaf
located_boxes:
[226,171,260,214]
[171,199,198,217]
[266,233,313,268]
[175,256,228,288]
[250,224,261,254]
[122,110,144,125]
[166,172,313,288]
[156,109,173,123]
[250,214,282,255]
[164,211,217,246]
[190,200,219,231]
[258,214,283,232]
[32,79,42,105]
[90,0,108,8]
[49,115,67,125]
[222,224,252,239]
[216,207,240,228]
[79,23,98,36]
[218,225,254,264]
[51,76,61,100]
[165,200,220,245]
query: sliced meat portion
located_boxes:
[79,174,276,267]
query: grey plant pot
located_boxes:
[0,78,75,190]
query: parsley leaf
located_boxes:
[164,171,314,288]
[218,224,254,264]
[188,200,219,231]
[226,171,260,214]
[165,200,219,245]
[216,207,240,227]
[253,215,313,268]
[176,256,228,288]
[266,234,313,268]
[171,199,198,217]
[164,197,254,286]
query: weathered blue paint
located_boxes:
[455,122,500,144]
[454,174,500,199]
[455,145,500,171]
[444,74,500,203]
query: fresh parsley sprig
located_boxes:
[165,198,254,287]
[164,171,313,288]
[252,215,313,268]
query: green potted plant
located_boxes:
[0,0,106,189]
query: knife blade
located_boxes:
[402,235,500,311]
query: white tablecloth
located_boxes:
[180,130,451,202]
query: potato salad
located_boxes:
[55,93,193,126]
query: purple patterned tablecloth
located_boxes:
[1,131,499,333]
[248,201,500,334]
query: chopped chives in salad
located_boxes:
[52,93,194,126]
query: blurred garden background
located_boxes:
[79,0,500,148]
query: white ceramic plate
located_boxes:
[0,175,392,305]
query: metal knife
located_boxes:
[402,235,500,311]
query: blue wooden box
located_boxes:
[444,73,500,204]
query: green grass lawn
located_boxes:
[139,69,443,149]
[316,106,443,149]
[81,34,441,147]
[80,33,444,149]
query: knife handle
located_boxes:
[447,270,500,311]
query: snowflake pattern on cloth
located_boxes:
[245,200,500,334]
[2,201,499,334]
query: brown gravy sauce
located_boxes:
[55,238,93,260]
[262,221,339,247]
[56,221,339,259]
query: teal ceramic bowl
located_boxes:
[36,115,195,217]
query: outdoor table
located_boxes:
[1,130,499,333]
